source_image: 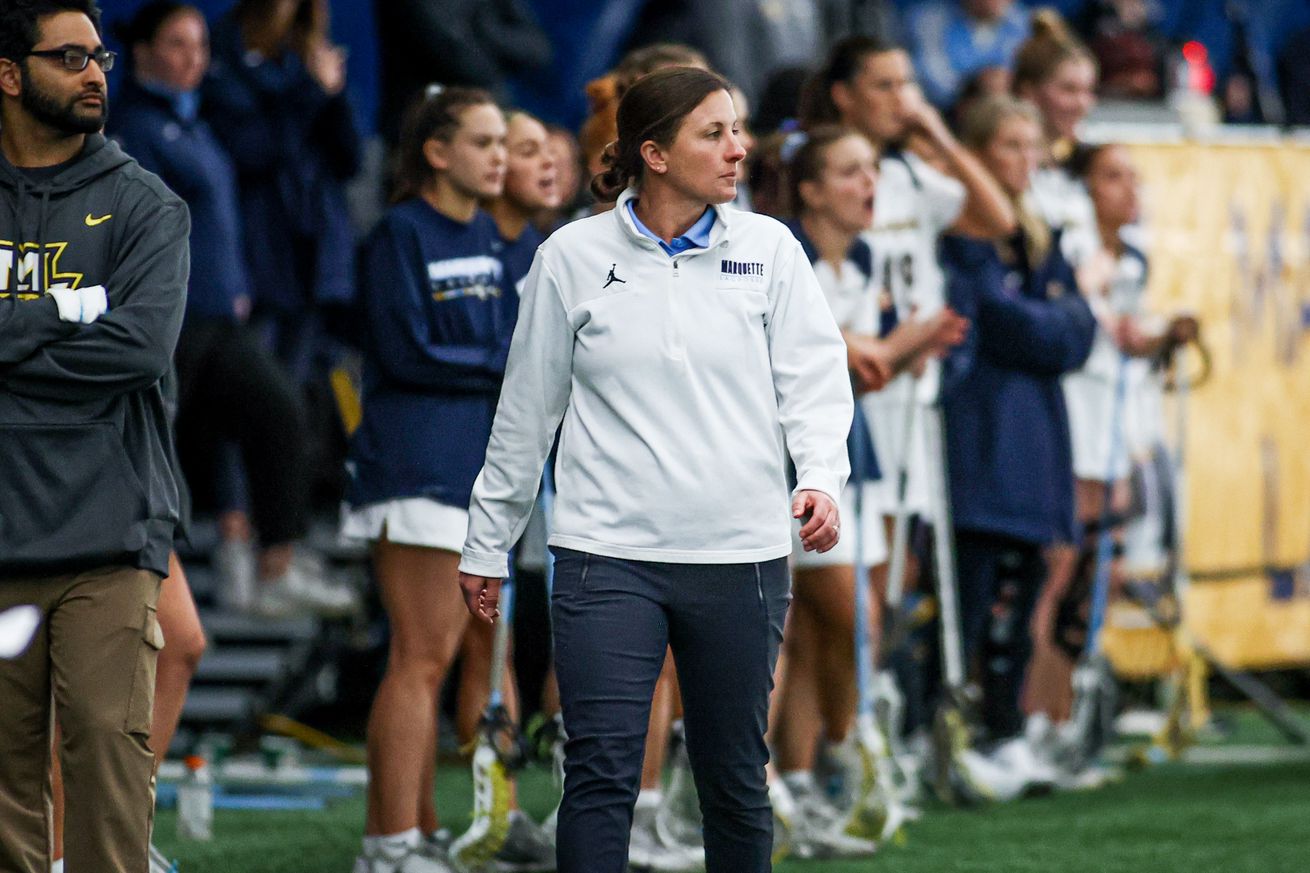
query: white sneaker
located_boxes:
[417,829,452,862]
[494,810,556,872]
[630,803,705,872]
[255,552,358,618]
[952,747,1029,802]
[214,538,257,612]
[836,720,912,843]
[782,778,878,861]
[989,735,1058,794]
[353,847,459,873]
[653,726,702,850]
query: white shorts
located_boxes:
[1064,372,1132,481]
[864,390,930,516]
[792,481,889,569]
[339,497,468,552]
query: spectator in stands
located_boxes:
[905,0,1031,109]
[373,0,551,144]
[1076,0,1168,100]
[940,95,1095,751]
[109,1,353,619]
[202,0,361,374]
[1278,25,1310,125]
[626,0,825,104]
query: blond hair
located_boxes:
[961,95,1052,265]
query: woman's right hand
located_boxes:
[458,572,503,624]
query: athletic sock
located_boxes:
[51,860,64,873]
[374,828,421,859]
[768,776,798,822]
[782,769,818,796]
[635,789,663,810]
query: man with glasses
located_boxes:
[0,2,190,872]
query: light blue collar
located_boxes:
[138,78,200,124]
[625,199,715,257]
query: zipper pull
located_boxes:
[672,260,679,277]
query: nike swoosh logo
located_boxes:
[84,213,112,226]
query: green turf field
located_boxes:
[153,710,1310,873]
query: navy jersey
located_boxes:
[496,224,545,292]
[940,230,1095,545]
[346,200,517,510]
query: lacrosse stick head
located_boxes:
[450,742,514,869]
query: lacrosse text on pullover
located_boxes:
[460,187,853,578]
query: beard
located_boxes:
[20,67,107,135]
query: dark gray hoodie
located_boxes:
[0,133,189,577]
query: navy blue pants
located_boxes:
[954,530,1046,741]
[550,548,790,873]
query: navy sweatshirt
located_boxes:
[786,219,881,483]
[0,135,189,575]
[109,79,250,325]
[345,201,517,510]
[202,17,361,314]
[496,223,544,292]
[940,231,1095,545]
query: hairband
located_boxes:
[779,130,809,163]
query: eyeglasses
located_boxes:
[27,48,116,73]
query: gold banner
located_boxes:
[1114,140,1310,669]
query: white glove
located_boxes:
[48,285,108,324]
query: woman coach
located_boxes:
[457,67,854,872]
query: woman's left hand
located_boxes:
[793,489,840,553]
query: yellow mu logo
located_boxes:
[0,240,84,299]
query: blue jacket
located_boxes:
[940,232,1095,545]
[786,219,881,484]
[202,17,361,314]
[345,201,518,510]
[109,78,250,325]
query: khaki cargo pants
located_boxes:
[0,565,163,873]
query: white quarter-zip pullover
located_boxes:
[459,188,853,578]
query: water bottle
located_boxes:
[177,754,214,840]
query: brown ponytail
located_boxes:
[1012,8,1096,96]
[589,66,730,203]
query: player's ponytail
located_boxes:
[1012,8,1095,96]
